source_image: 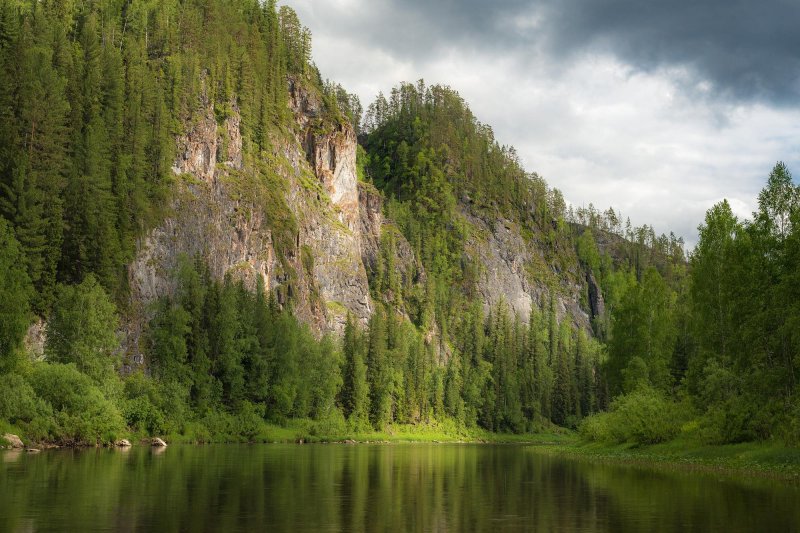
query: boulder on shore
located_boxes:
[2,434,24,449]
[151,437,168,447]
[115,439,132,447]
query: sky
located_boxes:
[280,0,800,248]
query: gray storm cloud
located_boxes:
[299,0,800,104]
[282,0,800,247]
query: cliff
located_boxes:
[124,76,603,366]
[464,211,595,331]
[125,79,403,362]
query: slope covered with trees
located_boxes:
[0,0,797,449]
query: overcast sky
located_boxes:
[281,0,800,248]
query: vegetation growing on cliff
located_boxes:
[0,0,798,450]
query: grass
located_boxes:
[535,434,800,480]
[154,418,575,446]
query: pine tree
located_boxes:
[244,276,271,404]
[1,12,69,311]
[0,217,32,370]
[551,322,573,426]
[366,306,391,427]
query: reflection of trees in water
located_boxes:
[0,446,798,532]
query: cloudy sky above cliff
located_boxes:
[281,0,800,247]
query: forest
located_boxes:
[0,0,798,448]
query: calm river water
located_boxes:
[1,444,798,532]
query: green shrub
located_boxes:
[122,396,166,435]
[580,387,683,445]
[307,409,347,438]
[123,372,190,436]
[28,363,125,445]
[786,398,800,446]
[698,394,775,444]
[200,410,238,441]
[0,373,51,424]
[235,402,266,441]
[579,411,623,443]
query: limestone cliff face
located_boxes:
[287,80,372,331]
[126,77,600,362]
[127,80,381,360]
[358,182,419,289]
[464,210,598,332]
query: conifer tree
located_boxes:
[0,218,32,369]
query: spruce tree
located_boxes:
[0,217,32,369]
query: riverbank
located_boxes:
[161,419,577,446]
[1,417,574,448]
[536,436,800,480]
[7,418,800,482]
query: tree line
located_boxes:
[0,0,798,448]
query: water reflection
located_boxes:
[0,444,797,532]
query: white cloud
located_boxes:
[282,0,800,250]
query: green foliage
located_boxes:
[580,387,683,445]
[28,363,125,445]
[607,267,676,395]
[363,81,576,337]
[576,229,601,274]
[0,0,315,308]
[120,371,187,436]
[122,395,166,436]
[45,275,120,382]
[323,80,362,134]
[684,162,800,443]
[0,372,51,425]
[0,217,32,368]
[45,274,119,382]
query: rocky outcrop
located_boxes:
[126,74,599,360]
[466,215,534,317]
[128,77,380,352]
[2,434,24,449]
[358,182,419,289]
[23,319,46,361]
[464,211,593,332]
[587,271,605,320]
[288,80,374,332]
[151,437,168,447]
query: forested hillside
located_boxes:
[0,0,798,448]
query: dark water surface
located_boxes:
[1,444,798,532]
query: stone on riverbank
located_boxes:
[2,434,24,449]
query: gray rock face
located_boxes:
[151,438,168,447]
[286,81,377,333]
[466,215,534,318]
[587,271,605,319]
[126,75,600,362]
[128,77,381,350]
[358,183,420,290]
[464,211,593,332]
[23,319,46,361]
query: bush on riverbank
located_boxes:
[0,364,127,446]
[579,387,684,445]
[28,363,126,445]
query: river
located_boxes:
[1,444,797,532]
